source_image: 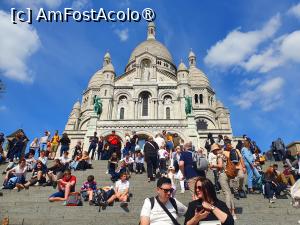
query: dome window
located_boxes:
[199,94,203,104]
[194,94,198,104]
[120,107,125,120]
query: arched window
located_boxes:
[120,107,125,120]
[183,89,186,96]
[166,107,170,119]
[140,92,150,116]
[194,94,198,104]
[199,94,203,104]
[104,90,107,96]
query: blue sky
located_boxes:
[0,0,300,151]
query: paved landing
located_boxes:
[0,161,299,225]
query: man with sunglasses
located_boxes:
[140,177,187,225]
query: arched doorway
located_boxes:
[136,133,150,151]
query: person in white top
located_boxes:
[208,143,221,192]
[106,172,130,207]
[122,154,134,173]
[38,150,48,166]
[140,177,187,225]
[154,133,166,149]
[135,152,145,174]
[3,158,27,190]
[158,145,169,175]
[172,146,185,194]
[59,151,72,165]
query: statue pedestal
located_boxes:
[83,112,98,151]
[186,115,200,149]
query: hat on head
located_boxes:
[211,143,221,151]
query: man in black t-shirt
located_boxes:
[88,132,99,160]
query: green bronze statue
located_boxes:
[93,95,102,116]
[185,96,192,115]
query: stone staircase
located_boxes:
[0,160,299,225]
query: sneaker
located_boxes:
[52,181,58,189]
[34,182,40,186]
[62,201,67,206]
[232,214,237,220]
[120,202,128,207]
[180,190,185,194]
[89,200,94,206]
[273,195,277,200]
[234,193,240,200]
[269,199,275,204]
[105,170,108,174]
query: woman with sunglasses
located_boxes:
[184,177,234,225]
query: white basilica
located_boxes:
[64,22,233,150]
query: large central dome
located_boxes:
[128,39,173,63]
[127,22,173,64]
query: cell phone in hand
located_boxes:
[196,204,203,212]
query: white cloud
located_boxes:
[241,78,262,87]
[242,30,300,73]
[71,0,92,10]
[234,77,285,111]
[0,10,40,83]
[8,0,63,9]
[204,14,281,68]
[288,3,300,19]
[114,28,129,42]
[280,30,300,63]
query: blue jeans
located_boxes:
[245,163,261,189]
[60,145,69,157]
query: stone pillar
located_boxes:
[84,112,98,151]
[186,115,199,148]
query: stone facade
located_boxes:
[64,22,233,151]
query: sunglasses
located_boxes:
[160,187,174,193]
[196,186,203,191]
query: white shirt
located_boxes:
[115,180,130,194]
[12,165,27,178]
[38,156,48,165]
[208,152,218,169]
[122,157,134,164]
[135,156,144,164]
[158,149,168,159]
[155,137,165,148]
[60,156,72,164]
[140,198,187,225]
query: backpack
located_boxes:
[192,152,208,171]
[225,158,238,179]
[225,149,240,179]
[229,149,240,165]
[66,192,83,206]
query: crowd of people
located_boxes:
[1,129,300,225]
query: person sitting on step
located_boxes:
[106,172,130,208]
[48,169,76,202]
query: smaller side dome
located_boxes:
[88,69,104,88]
[73,101,81,109]
[178,62,188,72]
[189,67,210,87]
[103,63,115,73]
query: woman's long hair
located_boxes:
[194,177,218,203]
